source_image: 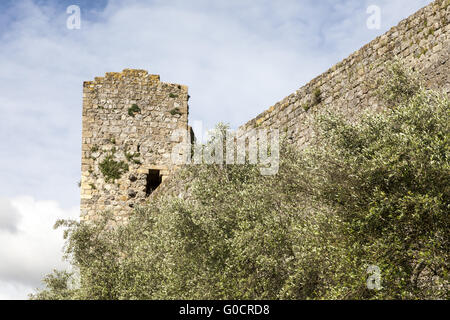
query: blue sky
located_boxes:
[0,0,433,299]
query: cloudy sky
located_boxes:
[0,0,433,299]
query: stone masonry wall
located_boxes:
[81,0,449,221]
[80,69,190,222]
[237,0,450,146]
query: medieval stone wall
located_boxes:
[237,0,450,146]
[80,0,449,220]
[80,69,190,222]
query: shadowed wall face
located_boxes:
[80,69,189,222]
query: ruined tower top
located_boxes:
[80,69,190,222]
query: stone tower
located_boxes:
[80,69,190,222]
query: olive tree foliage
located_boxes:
[31,62,449,300]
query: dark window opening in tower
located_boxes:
[146,169,162,196]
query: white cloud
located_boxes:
[0,198,21,233]
[0,197,78,300]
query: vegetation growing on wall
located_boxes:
[303,87,322,112]
[169,107,182,116]
[90,145,99,153]
[312,87,322,105]
[99,154,129,183]
[127,104,141,117]
[125,152,142,165]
